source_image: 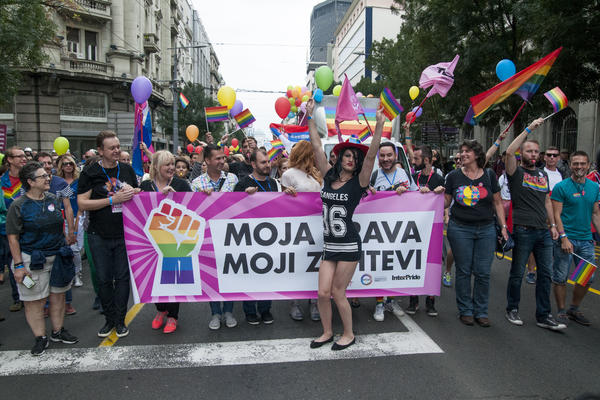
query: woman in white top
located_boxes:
[281,140,322,321]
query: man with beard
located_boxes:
[551,151,600,326]
[229,137,257,180]
[504,118,564,331]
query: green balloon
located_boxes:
[315,66,334,91]
[332,84,342,96]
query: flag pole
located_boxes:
[204,108,209,132]
[500,100,527,135]
[543,108,566,121]
[407,94,429,127]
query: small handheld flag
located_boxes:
[270,139,284,150]
[357,126,371,142]
[544,87,568,113]
[380,88,403,121]
[179,93,190,109]
[267,147,282,161]
[570,258,597,286]
[205,106,229,122]
[234,109,256,129]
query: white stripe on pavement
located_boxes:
[0,314,443,376]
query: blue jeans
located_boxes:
[209,301,234,315]
[506,226,553,320]
[242,300,271,316]
[447,220,496,318]
[88,233,130,325]
[552,239,595,284]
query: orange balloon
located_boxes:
[186,125,199,142]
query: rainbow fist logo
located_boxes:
[145,199,206,297]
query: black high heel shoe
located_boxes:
[310,336,333,349]
[331,338,355,351]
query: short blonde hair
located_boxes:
[149,150,175,180]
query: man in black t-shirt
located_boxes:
[78,130,139,339]
[234,149,296,325]
[504,118,563,331]
[229,137,257,180]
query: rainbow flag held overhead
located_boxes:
[267,147,282,161]
[234,109,256,129]
[544,87,568,113]
[324,107,392,139]
[470,47,562,122]
[205,106,229,122]
[179,92,190,109]
[380,88,403,121]
[270,139,284,150]
[357,126,371,142]
[571,259,597,286]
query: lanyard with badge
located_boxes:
[416,169,434,189]
[382,169,397,188]
[100,161,122,213]
[250,175,272,192]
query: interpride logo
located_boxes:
[361,274,373,285]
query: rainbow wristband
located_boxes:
[405,137,412,140]
[559,233,567,239]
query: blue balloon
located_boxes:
[496,59,516,81]
[313,88,324,103]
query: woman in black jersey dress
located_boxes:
[306,99,385,350]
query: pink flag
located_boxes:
[335,75,365,142]
[419,54,460,98]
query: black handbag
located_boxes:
[495,223,514,259]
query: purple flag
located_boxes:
[335,75,365,142]
[419,55,460,98]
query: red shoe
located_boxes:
[163,317,177,334]
[65,304,77,315]
[152,311,167,330]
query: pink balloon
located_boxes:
[356,92,363,97]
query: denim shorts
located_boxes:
[552,238,595,284]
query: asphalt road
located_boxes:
[1,254,599,400]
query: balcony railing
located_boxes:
[66,58,108,73]
[143,33,160,53]
[61,0,112,21]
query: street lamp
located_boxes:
[168,43,210,154]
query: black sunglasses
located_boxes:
[545,153,559,158]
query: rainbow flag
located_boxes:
[357,126,371,142]
[470,48,562,122]
[380,88,403,121]
[234,109,256,129]
[324,107,392,138]
[179,92,190,109]
[205,106,229,122]
[544,87,568,113]
[571,259,597,286]
[267,147,282,161]
[270,139,284,150]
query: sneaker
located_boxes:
[246,313,260,325]
[261,311,274,324]
[224,312,237,328]
[556,313,569,327]
[289,302,304,321]
[31,336,49,356]
[115,323,129,338]
[373,302,385,322]
[9,301,22,312]
[526,272,536,284]
[73,273,83,287]
[92,296,102,310]
[537,315,567,331]
[406,296,419,315]
[97,321,115,338]
[505,309,523,326]
[442,272,452,287]
[425,297,438,317]
[152,311,168,330]
[65,303,77,315]
[384,299,405,316]
[50,327,78,344]
[310,301,320,321]
[567,309,591,326]
[163,317,177,334]
[209,314,221,330]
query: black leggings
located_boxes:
[155,302,179,319]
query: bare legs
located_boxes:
[23,293,66,338]
[316,260,358,346]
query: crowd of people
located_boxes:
[0,103,597,355]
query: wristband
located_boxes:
[525,127,532,134]
[307,116,312,120]
[558,230,565,234]
[494,142,500,147]
[14,262,24,269]
[74,231,78,235]
[550,223,557,227]
[109,196,113,206]
[502,225,507,229]
[559,233,567,239]
[405,137,412,140]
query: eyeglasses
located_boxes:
[33,173,50,180]
[10,154,26,158]
[545,153,559,158]
[63,162,75,166]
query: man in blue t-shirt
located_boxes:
[551,150,600,327]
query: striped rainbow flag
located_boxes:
[267,147,282,161]
[571,259,597,286]
[357,126,371,142]
[179,92,190,109]
[324,107,392,138]
[234,109,256,129]
[380,88,403,121]
[205,106,229,122]
[470,48,562,122]
[544,87,568,113]
[270,139,284,150]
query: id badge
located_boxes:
[112,203,123,213]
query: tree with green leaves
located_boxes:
[157,83,225,145]
[0,1,57,106]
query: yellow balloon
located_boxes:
[186,125,199,142]
[409,86,420,101]
[53,137,69,155]
[217,86,236,109]
[332,85,342,96]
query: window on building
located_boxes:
[85,30,98,61]
[67,27,80,55]
[60,89,107,122]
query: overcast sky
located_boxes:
[190,0,325,139]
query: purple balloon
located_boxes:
[230,99,243,116]
[131,76,153,104]
[356,92,363,97]
[411,106,423,118]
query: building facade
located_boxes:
[0,0,221,156]
[310,0,352,64]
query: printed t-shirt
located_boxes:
[507,166,549,229]
[445,168,499,225]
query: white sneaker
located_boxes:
[385,299,405,316]
[73,273,83,287]
[373,302,385,322]
[208,314,221,330]
[224,312,237,328]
